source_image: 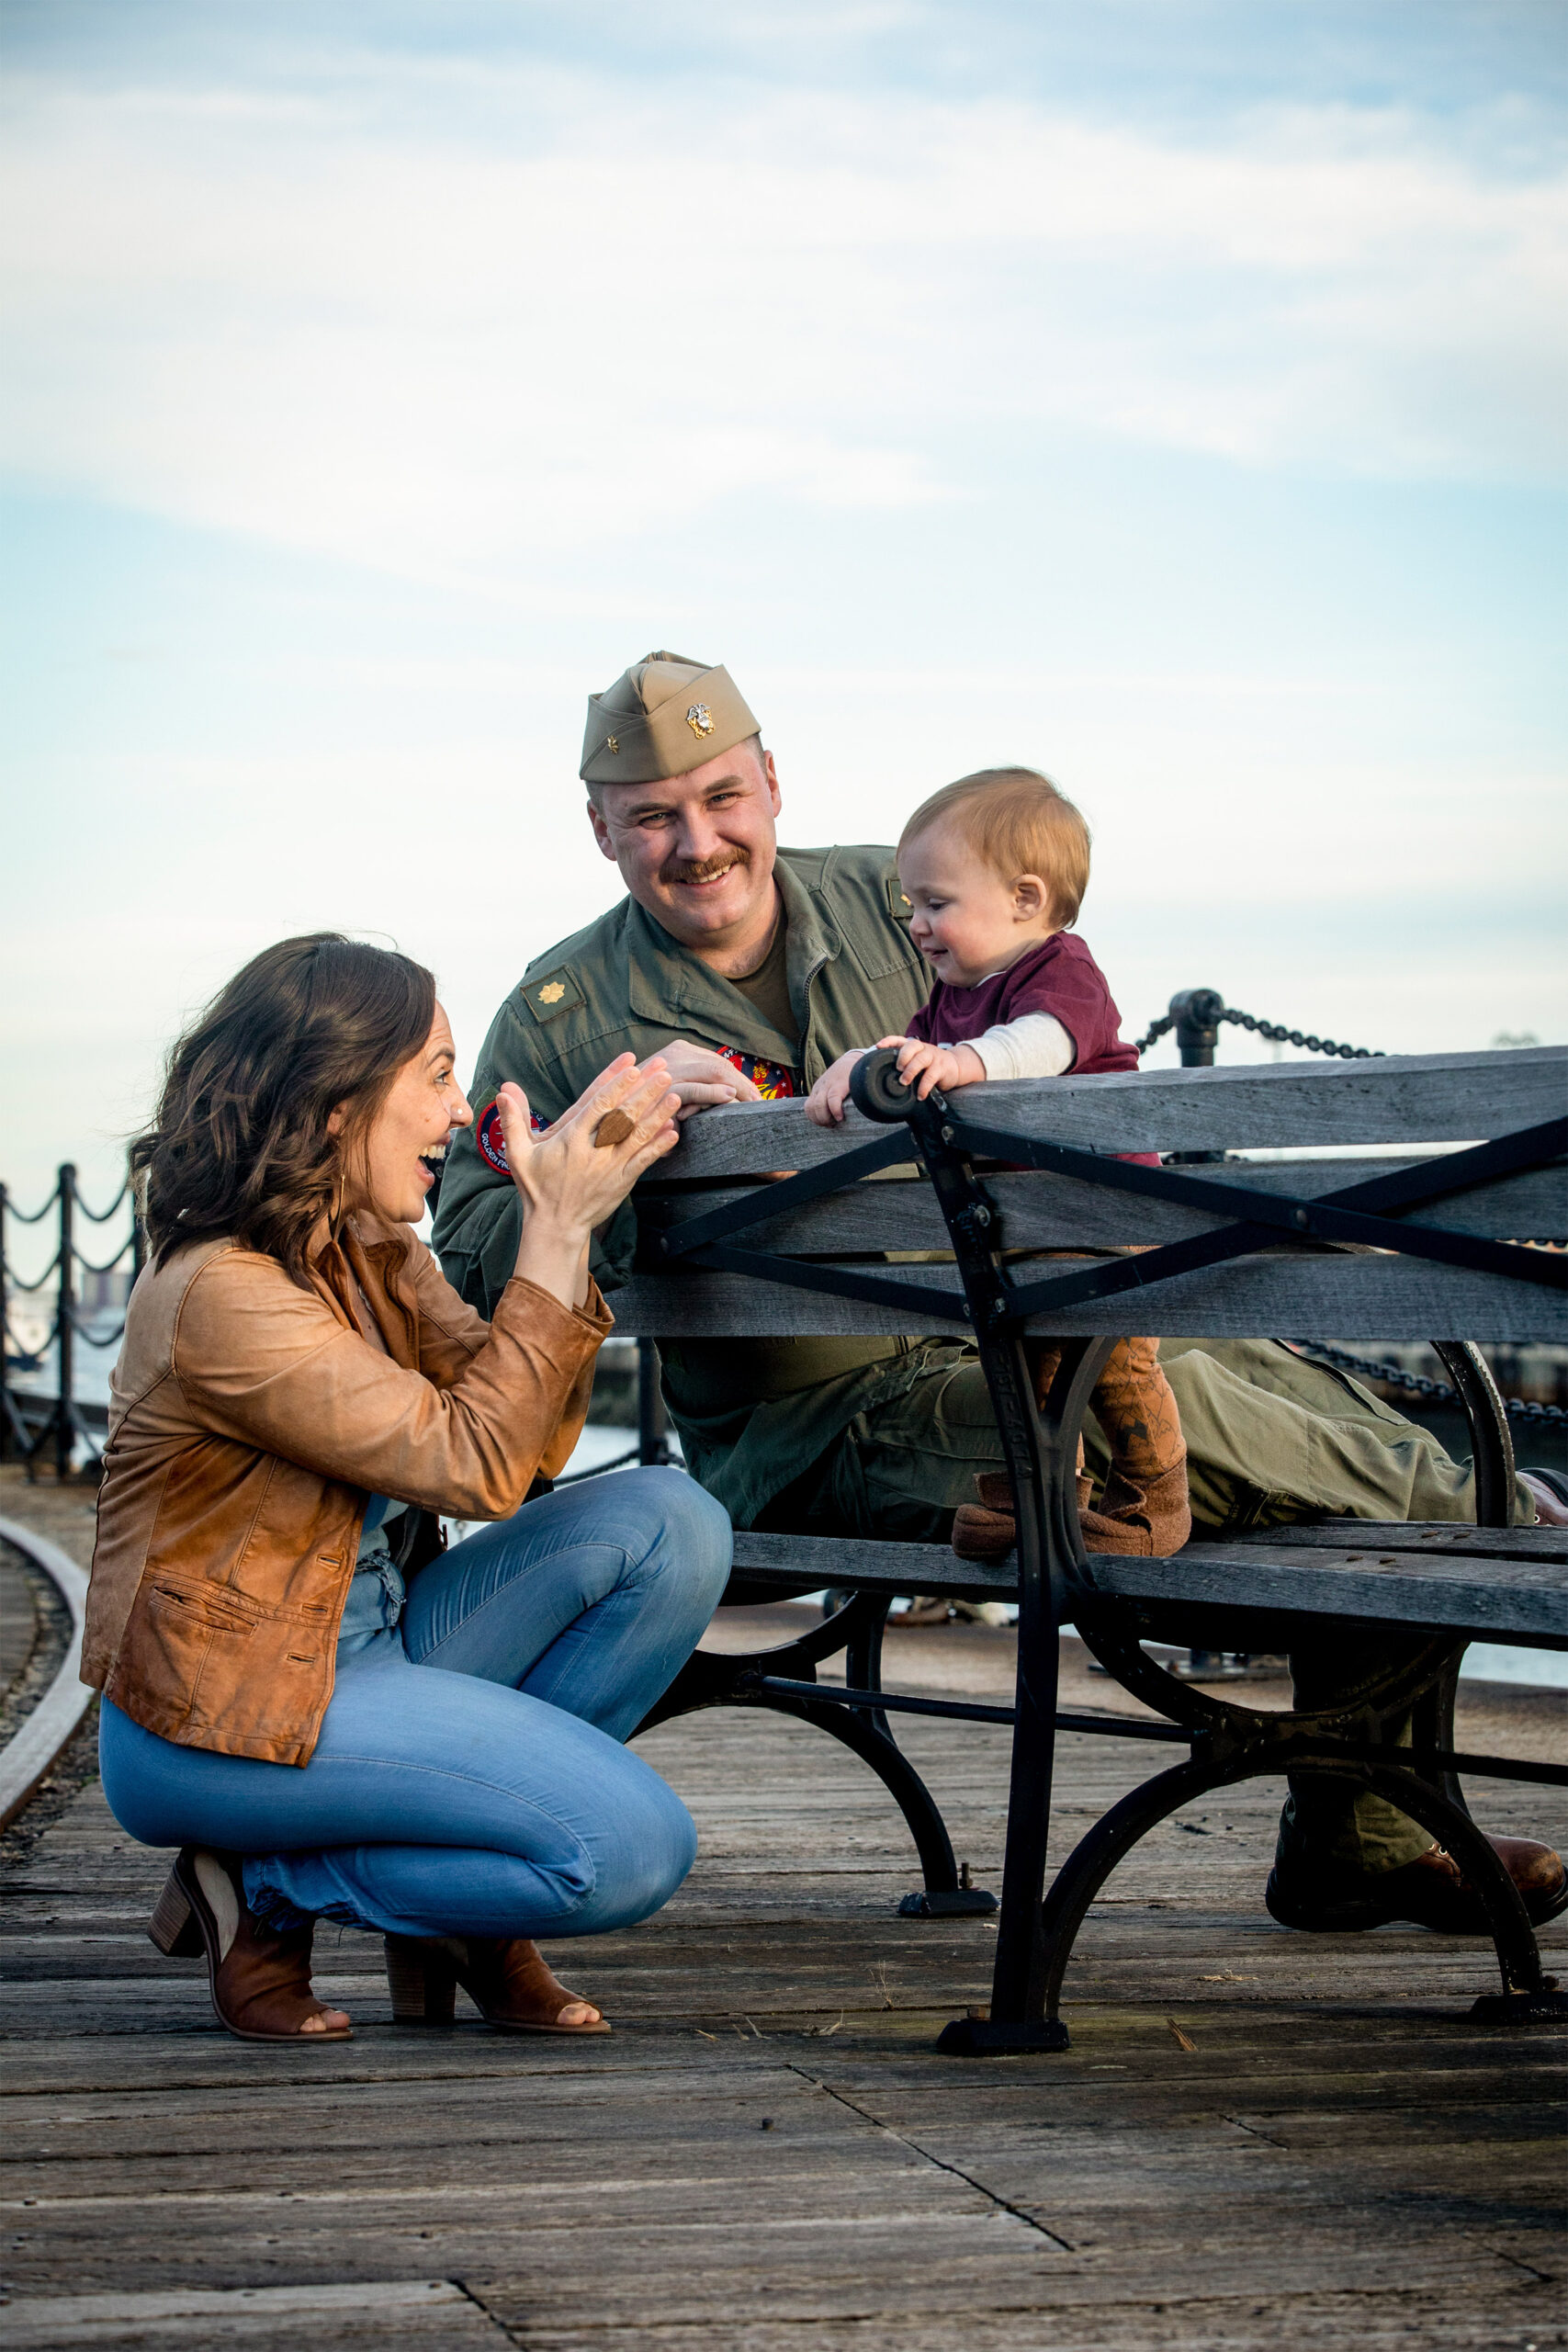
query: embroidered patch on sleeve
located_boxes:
[477,1098,548,1173]
[719,1047,796,1100]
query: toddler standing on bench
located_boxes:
[807,766,1190,1562]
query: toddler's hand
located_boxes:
[892,1039,986,1101]
[805,1047,870,1126]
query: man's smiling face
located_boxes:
[588,740,782,962]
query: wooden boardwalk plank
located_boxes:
[2,1484,1563,2348]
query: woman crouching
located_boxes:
[84,933,731,2042]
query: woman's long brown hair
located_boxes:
[131,934,437,1284]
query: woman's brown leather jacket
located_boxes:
[84,1221,612,1766]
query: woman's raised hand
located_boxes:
[491,1056,679,1309]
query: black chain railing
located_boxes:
[1292,1341,1568,1430]
[2,1162,141,1478]
[1134,987,1384,1064]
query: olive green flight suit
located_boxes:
[433,842,1533,1880]
[434,846,938,1486]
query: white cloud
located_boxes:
[3,31,1562,1218]
[2,70,1563,581]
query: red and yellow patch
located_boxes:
[719,1048,795,1100]
[476,1098,548,1174]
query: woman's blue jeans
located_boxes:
[99,1468,732,1941]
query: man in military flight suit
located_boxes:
[434,649,1565,1934]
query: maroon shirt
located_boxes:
[907,932,1138,1075]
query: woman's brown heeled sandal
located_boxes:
[149,1848,352,2043]
[385,1933,610,2034]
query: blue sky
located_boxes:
[3,0,1564,1214]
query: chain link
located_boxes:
[67,1306,127,1346]
[1134,1002,1383,1060]
[74,1179,131,1225]
[1293,1340,1568,1429]
[1219,1007,1383,1060]
[70,1233,137,1280]
[3,1192,57,1225]
[4,1251,62,1295]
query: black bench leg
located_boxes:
[634,1593,996,1916]
[1336,1759,1568,2024]
[1409,1344,1514,1829]
[1409,1648,1473,1824]
[937,1335,1112,2056]
[1035,1752,1252,2028]
[784,1687,994,1915]
[832,1600,997,1916]
[1026,1748,1568,2031]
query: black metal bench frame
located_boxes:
[632,1054,1568,2050]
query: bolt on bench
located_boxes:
[614,1045,1568,2052]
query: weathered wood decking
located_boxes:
[2,1473,1564,2349]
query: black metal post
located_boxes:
[1166,992,1244,1676]
[55,1162,75,1482]
[1170,988,1224,1067]
[637,1337,670,1466]
[843,1057,1112,2052]
[1407,1342,1518,1825]
[953,1335,1106,2047]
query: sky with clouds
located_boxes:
[2,0,1564,1212]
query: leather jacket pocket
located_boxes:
[119,1581,264,1723]
[149,1584,260,1639]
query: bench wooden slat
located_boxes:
[728,1528,1020,1605]
[642,1159,1564,1252]
[1243,1521,1568,1560]
[664,1047,1566,1178]
[725,1527,1568,1647]
[1093,1543,1568,1646]
[613,1251,1567,1341]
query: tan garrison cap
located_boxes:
[581,650,760,786]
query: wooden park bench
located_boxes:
[611,1044,1568,2053]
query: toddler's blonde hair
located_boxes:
[898,767,1090,930]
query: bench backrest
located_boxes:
[614,1047,1567,1344]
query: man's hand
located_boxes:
[646,1039,764,1122]
[805,1047,870,1127]
[886,1036,986,1102]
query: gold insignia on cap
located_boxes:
[537,982,567,1005]
[581,655,759,785]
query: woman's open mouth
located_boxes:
[418,1140,448,1182]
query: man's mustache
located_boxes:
[661,849,749,888]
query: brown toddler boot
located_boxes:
[951,1468,1026,1562]
[950,1339,1191,1562]
[1083,1337,1191,1556]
